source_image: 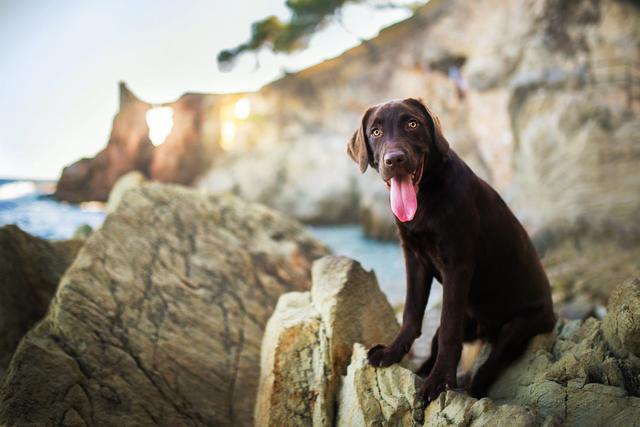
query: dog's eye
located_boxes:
[408,120,418,129]
[371,128,382,137]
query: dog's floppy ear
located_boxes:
[347,107,373,173]
[406,98,450,155]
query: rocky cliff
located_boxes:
[56,0,640,243]
[199,0,640,240]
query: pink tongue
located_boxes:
[390,175,417,222]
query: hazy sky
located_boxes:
[0,1,413,180]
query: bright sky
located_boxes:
[0,0,415,180]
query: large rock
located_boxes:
[55,84,218,202]
[509,0,640,236]
[0,225,83,378]
[0,183,329,426]
[489,281,640,426]
[105,170,147,213]
[254,256,399,426]
[603,278,640,358]
[337,345,554,427]
[336,344,420,426]
[55,83,155,202]
[256,277,640,426]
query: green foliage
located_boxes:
[217,0,419,69]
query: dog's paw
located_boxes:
[418,375,449,407]
[366,344,403,367]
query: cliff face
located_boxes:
[56,0,640,242]
[200,0,640,237]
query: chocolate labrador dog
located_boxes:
[347,98,555,405]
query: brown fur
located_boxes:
[348,98,555,405]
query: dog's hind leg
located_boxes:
[416,315,478,378]
[469,310,555,398]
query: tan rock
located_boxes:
[337,345,551,427]
[310,256,399,376]
[489,283,640,426]
[254,292,326,426]
[423,390,549,427]
[337,344,419,427]
[105,170,147,213]
[0,183,329,426]
[255,256,399,426]
[603,277,640,358]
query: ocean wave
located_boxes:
[0,181,38,201]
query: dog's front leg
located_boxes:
[367,248,433,367]
[419,265,472,405]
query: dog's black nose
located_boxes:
[384,151,406,167]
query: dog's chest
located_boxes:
[407,230,446,272]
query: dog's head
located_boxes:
[347,98,449,222]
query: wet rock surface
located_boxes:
[0,225,83,378]
[0,183,329,426]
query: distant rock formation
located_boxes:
[257,267,640,426]
[54,83,217,202]
[1,183,329,426]
[0,225,83,378]
[56,0,639,241]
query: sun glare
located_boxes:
[234,98,251,120]
[146,107,174,146]
[220,122,237,151]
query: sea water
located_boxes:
[0,179,442,308]
[0,179,105,240]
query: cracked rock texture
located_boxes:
[254,256,400,426]
[337,344,420,426]
[0,183,328,426]
[258,277,640,426]
[489,279,640,426]
[338,345,554,427]
[603,277,640,358]
[0,225,84,379]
